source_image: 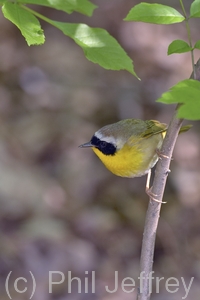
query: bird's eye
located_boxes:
[100,141,107,148]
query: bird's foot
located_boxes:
[156,149,171,160]
[146,186,167,204]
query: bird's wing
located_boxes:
[141,120,167,138]
[127,120,167,146]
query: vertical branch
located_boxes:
[138,113,183,300]
[138,58,200,300]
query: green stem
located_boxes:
[179,0,196,78]
[19,4,60,30]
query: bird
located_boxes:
[79,119,190,199]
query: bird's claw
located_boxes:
[146,187,167,204]
[156,149,170,160]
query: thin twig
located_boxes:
[138,58,200,300]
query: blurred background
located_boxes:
[0,0,200,299]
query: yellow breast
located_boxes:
[92,133,164,178]
[92,143,144,177]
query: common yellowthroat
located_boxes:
[79,119,191,179]
[79,119,168,178]
[79,119,191,203]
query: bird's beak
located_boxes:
[79,141,93,148]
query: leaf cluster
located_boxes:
[1,0,200,120]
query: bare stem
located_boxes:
[138,113,183,300]
[138,58,200,300]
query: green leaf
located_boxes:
[48,21,138,77]
[2,3,45,46]
[194,40,200,49]
[190,0,200,18]
[124,3,185,24]
[168,40,192,55]
[157,79,200,120]
[17,0,97,16]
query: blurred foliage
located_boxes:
[0,0,200,299]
